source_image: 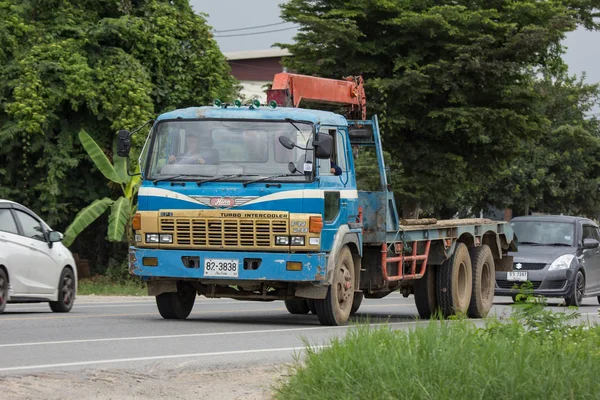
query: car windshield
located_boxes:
[145,120,314,181]
[510,220,575,246]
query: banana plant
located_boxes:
[62,130,141,247]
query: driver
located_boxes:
[169,131,219,165]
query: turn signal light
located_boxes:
[143,257,158,266]
[309,216,323,233]
[286,262,302,271]
[132,213,141,230]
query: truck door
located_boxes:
[318,128,357,251]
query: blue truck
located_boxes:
[118,73,516,326]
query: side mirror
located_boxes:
[278,135,295,150]
[583,238,599,250]
[287,162,298,174]
[48,231,63,243]
[313,132,333,159]
[117,129,131,157]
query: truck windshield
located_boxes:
[510,221,575,246]
[145,120,314,182]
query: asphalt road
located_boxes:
[1,293,599,377]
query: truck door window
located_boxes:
[317,127,343,176]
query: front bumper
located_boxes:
[129,247,327,283]
[494,268,575,297]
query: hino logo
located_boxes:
[210,197,236,208]
[515,263,523,270]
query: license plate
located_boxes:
[204,258,239,278]
[507,271,528,282]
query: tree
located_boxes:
[486,64,600,217]
[0,1,236,254]
[278,0,600,217]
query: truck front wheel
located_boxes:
[284,300,310,314]
[436,243,472,317]
[315,246,355,326]
[155,283,196,320]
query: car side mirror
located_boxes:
[117,129,131,157]
[313,132,333,159]
[583,238,599,250]
[48,231,63,243]
[278,136,295,150]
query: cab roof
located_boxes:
[155,106,348,127]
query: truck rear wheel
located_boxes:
[350,292,363,315]
[284,300,310,314]
[155,283,196,320]
[315,246,355,326]
[436,243,472,317]
[413,264,438,319]
[468,245,495,318]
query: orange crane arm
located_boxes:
[266,73,367,120]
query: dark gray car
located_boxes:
[495,215,600,306]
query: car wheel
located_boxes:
[49,268,76,312]
[565,270,585,307]
[0,269,7,314]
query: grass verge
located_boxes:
[77,275,147,296]
[275,300,600,399]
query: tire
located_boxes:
[156,283,196,319]
[436,243,472,317]
[0,269,7,314]
[284,300,310,314]
[350,292,364,315]
[414,264,438,319]
[565,270,585,307]
[49,268,76,313]
[468,245,495,318]
[307,299,317,315]
[315,246,355,326]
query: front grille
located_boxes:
[546,280,567,290]
[496,280,542,290]
[513,263,546,271]
[160,217,288,249]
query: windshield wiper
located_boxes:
[196,174,259,186]
[153,174,213,184]
[544,242,572,247]
[519,241,543,246]
[243,173,302,187]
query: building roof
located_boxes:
[223,49,290,61]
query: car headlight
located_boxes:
[291,236,305,246]
[548,254,575,271]
[145,233,159,243]
[275,236,289,245]
[160,234,173,243]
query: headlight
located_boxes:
[160,234,173,243]
[145,233,159,243]
[291,236,305,246]
[275,236,289,245]
[548,254,575,271]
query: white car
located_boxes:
[0,199,77,313]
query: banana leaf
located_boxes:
[62,197,114,247]
[107,196,132,242]
[79,130,124,184]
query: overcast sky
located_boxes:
[192,1,600,85]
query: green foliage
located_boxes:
[275,302,599,399]
[0,0,236,233]
[279,0,600,216]
[78,275,146,296]
[63,131,140,246]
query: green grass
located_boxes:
[275,302,600,400]
[77,275,147,296]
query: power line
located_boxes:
[214,26,297,38]
[214,21,291,33]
